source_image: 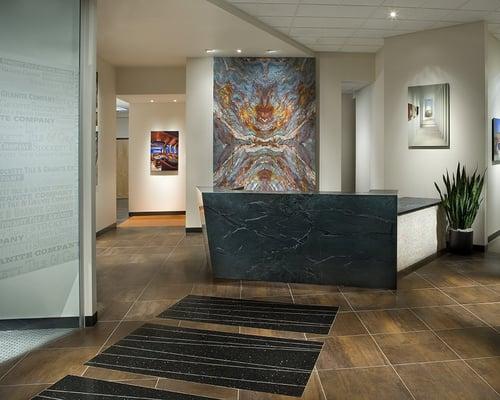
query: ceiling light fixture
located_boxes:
[389,10,397,19]
[265,49,278,54]
[236,49,242,54]
[173,99,177,102]
[149,99,155,103]
[205,49,216,54]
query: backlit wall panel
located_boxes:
[213,57,316,192]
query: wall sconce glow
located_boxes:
[205,49,216,54]
[173,99,177,102]
[149,99,155,103]
[236,49,242,54]
[389,10,397,19]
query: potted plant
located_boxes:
[434,163,485,254]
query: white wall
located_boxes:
[341,94,356,192]
[96,57,117,233]
[383,22,487,245]
[116,113,129,138]
[318,53,375,191]
[486,33,500,239]
[128,102,186,213]
[186,57,214,228]
[355,84,373,192]
[116,66,186,95]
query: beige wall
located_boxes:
[96,57,117,232]
[116,66,186,95]
[318,53,375,191]
[185,57,214,228]
[128,102,186,213]
[486,33,500,239]
[341,93,356,192]
[116,139,129,199]
[383,22,487,244]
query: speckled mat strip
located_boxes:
[157,295,338,334]
[32,375,216,399]
[85,323,323,396]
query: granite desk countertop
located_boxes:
[398,197,441,216]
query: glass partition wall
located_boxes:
[0,0,84,363]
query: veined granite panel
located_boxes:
[198,188,398,289]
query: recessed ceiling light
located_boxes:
[389,10,397,19]
[149,99,155,103]
[236,49,242,54]
[265,49,278,54]
[205,49,216,54]
[173,99,177,102]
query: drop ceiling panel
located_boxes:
[226,0,500,52]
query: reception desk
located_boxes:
[197,188,442,290]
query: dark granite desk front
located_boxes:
[198,188,398,289]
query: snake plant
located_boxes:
[434,163,485,230]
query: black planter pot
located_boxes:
[449,229,474,254]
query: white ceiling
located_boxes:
[226,0,500,52]
[97,0,309,66]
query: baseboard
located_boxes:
[398,249,447,277]
[0,316,80,331]
[488,229,500,243]
[96,223,116,237]
[85,312,98,327]
[185,227,202,233]
[473,244,487,253]
[129,211,186,216]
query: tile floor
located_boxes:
[0,223,499,399]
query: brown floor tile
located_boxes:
[115,378,159,388]
[357,309,428,334]
[486,284,500,294]
[373,331,458,364]
[412,305,486,330]
[139,283,193,301]
[318,367,413,400]
[466,357,500,394]
[191,282,241,298]
[465,303,500,326]
[239,326,307,340]
[239,371,325,399]
[395,360,499,400]
[461,270,500,286]
[316,335,388,370]
[97,300,133,321]
[417,270,478,287]
[84,365,155,381]
[0,347,98,385]
[293,293,352,311]
[97,285,145,302]
[101,321,153,349]
[307,312,367,339]
[435,327,500,358]
[344,288,454,310]
[0,384,49,400]
[178,320,240,334]
[157,377,238,400]
[46,322,118,349]
[240,281,290,299]
[289,282,339,296]
[124,300,175,321]
[397,274,434,290]
[442,286,500,304]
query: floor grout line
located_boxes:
[414,273,500,397]
[338,290,418,400]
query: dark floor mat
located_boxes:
[32,374,216,399]
[85,323,323,397]
[157,295,338,334]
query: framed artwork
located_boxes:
[150,131,179,173]
[407,83,450,149]
[493,118,500,164]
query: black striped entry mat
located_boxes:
[32,375,216,399]
[85,323,323,396]
[157,295,338,334]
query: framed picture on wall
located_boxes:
[407,83,450,149]
[493,118,500,164]
[150,131,179,174]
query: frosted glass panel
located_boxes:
[0,0,81,320]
